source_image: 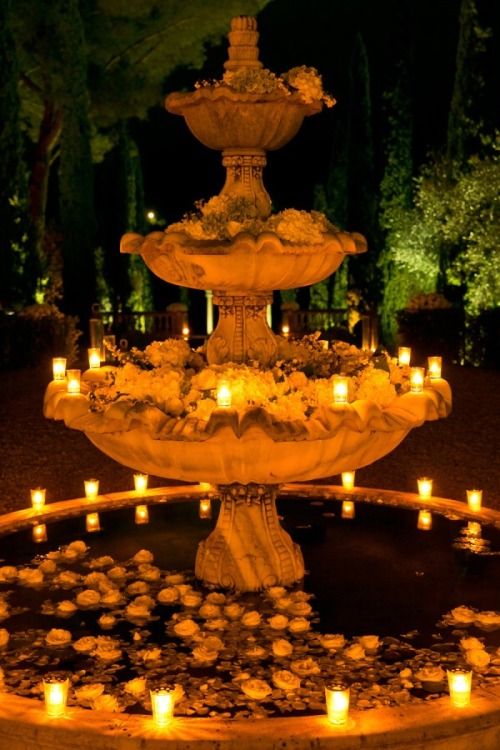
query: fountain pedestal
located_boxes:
[195,484,304,591]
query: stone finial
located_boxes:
[224,16,262,71]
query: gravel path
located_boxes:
[0,363,499,513]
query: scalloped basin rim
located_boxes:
[166,86,322,114]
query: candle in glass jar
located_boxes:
[199,497,212,519]
[281,323,290,337]
[447,669,472,707]
[134,473,149,495]
[466,489,482,512]
[325,683,350,726]
[66,369,81,393]
[84,478,99,500]
[216,382,232,408]
[52,357,67,381]
[333,377,349,404]
[341,500,355,519]
[86,512,101,533]
[30,487,46,511]
[410,367,425,393]
[182,325,190,340]
[135,505,149,525]
[398,347,411,366]
[150,687,176,726]
[32,523,48,543]
[43,677,69,717]
[417,477,433,500]
[417,509,432,530]
[341,471,355,491]
[427,356,442,379]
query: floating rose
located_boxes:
[460,637,485,651]
[137,564,161,582]
[165,573,184,585]
[94,636,122,662]
[139,647,162,664]
[173,619,200,638]
[38,559,57,576]
[287,601,312,618]
[320,633,345,650]
[267,586,287,600]
[240,678,272,700]
[290,657,320,677]
[241,611,262,628]
[182,592,203,608]
[108,566,127,582]
[54,570,81,588]
[344,643,366,660]
[89,555,114,569]
[272,638,293,657]
[124,677,147,697]
[272,670,301,691]
[199,603,221,619]
[126,581,149,596]
[415,665,446,690]
[206,592,226,605]
[192,645,218,663]
[224,603,244,620]
[132,550,154,564]
[101,590,123,608]
[83,572,110,591]
[475,611,500,631]
[0,566,17,582]
[0,629,9,648]
[92,693,123,712]
[46,628,72,647]
[204,617,228,631]
[274,597,293,611]
[157,587,180,605]
[288,617,310,634]
[76,589,101,609]
[18,568,44,587]
[358,635,380,653]
[56,600,77,618]
[74,683,105,704]
[465,649,490,670]
[245,646,268,660]
[73,636,97,653]
[268,614,289,630]
[66,540,88,556]
[449,606,476,624]
[98,614,116,630]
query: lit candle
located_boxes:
[410,367,425,393]
[86,512,101,533]
[30,487,46,512]
[43,677,69,717]
[182,325,190,340]
[32,523,47,543]
[199,482,212,494]
[199,497,212,519]
[281,324,290,337]
[135,505,149,525]
[466,489,482,512]
[427,356,442,379]
[325,683,350,726]
[66,369,81,394]
[216,381,232,408]
[150,687,176,727]
[52,357,67,381]
[333,376,349,405]
[341,471,355,491]
[398,347,411,366]
[320,339,329,351]
[417,477,433,500]
[467,521,482,537]
[134,473,149,495]
[88,347,101,369]
[447,669,472,708]
[417,509,432,531]
[84,478,99,500]
[341,500,355,519]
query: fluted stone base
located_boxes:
[195,484,304,591]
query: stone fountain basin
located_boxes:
[45,381,451,485]
[120,230,366,292]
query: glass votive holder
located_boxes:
[30,487,46,512]
[86,512,101,533]
[199,497,212,519]
[88,347,101,369]
[84,478,99,500]
[320,339,329,351]
[325,682,350,726]
[182,325,190,340]
[332,376,349,405]
[398,347,411,366]
[52,357,67,381]
[43,677,69,717]
[417,509,432,531]
[417,477,433,500]
[32,523,48,543]
[150,687,176,727]
[216,381,232,408]
[341,500,355,520]
[135,505,149,525]
[281,324,290,337]
[134,473,149,495]
[341,471,355,491]
[447,668,472,707]
[410,367,425,393]
[466,489,482,512]
[66,369,81,394]
[427,356,442,379]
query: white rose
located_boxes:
[287,601,312,618]
[465,649,491,670]
[92,694,122,712]
[272,670,301,691]
[224,603,244,620]
[290,657,320,677]
[108,566,127,582]
[94,636,122,662]
[74,683,105,703]
[18,568,44,587]
[267,586,287,600]
[288,617,310,634]
[174,584,192,596]
[83,572,111,592]
[157,587,179,605]
[132,549,154,564]
[475,611,500,630]
[46,628,72,647]
[56,600,78,617]
[275,597,293,611]
[245,646,267,660]
[204,618,228,631]
[268,614,289,630]
[206,592,226,605]
[0,566,17,582]
[101,590,123,608]
[98,614,116,630]
[320,634,345,650]
[182,592,203,608]
[0,629,9,648]
[165,574,185,585]
[240,679,272,700]
[358,635,380,652]
[199,603,221,619]
[89,556,114,568]
[450,606,476,624]
[192,646,218,663]
[173,619,200,638]
[125,603,151,621]
[272,639,293,657]
[415,666,446,684]
[241,611,261,628]
[73,636,97,653]
[344,643,366,660]
[54,571,81,588]
[126,581,149,596]
[38,559,57,576]
[460,637,485,651]
[0,601,10,620]
[194,635,224,652]
[138,564,161,582]
[140,647,161,663]
[66,540,88,556]
[124,677,147,697]
[76,589,101,608]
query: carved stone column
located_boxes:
[195,484,304,591]
[221,149,271,218]
[207,291,277,366]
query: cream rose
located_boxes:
[98,614,116,630]
[344,643,366,661]
[240,678,272,700]
[320,634,345,650]
[475,611,500,629]
[125,602,151,621]
[0,566,17,582]
[165,573,185,585]
[140,647,161,663]
[465,649,490,670]
[108,566,127,582]
[173,619,200,638]
[358,635,380,652]
[94,636,122,662]
[460,637,485,651]
[245,646,267,660]
[268,614,289,630]
[450,606,476,624]
[138,564,161,582]
[415,666,446,683]
[272,638,293,657]
[18,568,44,587]
[89,555,114,568]
[157,587,180,605]
[272,670,301,691]
[83,572,109,590]
[195,635,224,652]
[76,589,101,608]
[206,592,226,605]
[126,581,149,596]
[199,603,221,619]
[182,592,203,608]
[66,540,88,556]
[73,636,97,653]
[74,683,105,703]
[241,611,261,628]
[0,629,9,648]
[267,586,287,600]
[92,694,122,712]
[46,628,72,647]
[192,645,218,662]
[124,677,147,697]
[288,617,310,634]
[38,559,57,576]
[287,601,312,618]
[290,657,320,676]
[275,597,293,611]
[101,590,123,608]
[224,603,244,620]
[54,570,81,588]
[132,549,154,564]
[204,618,228,631]
[56,600,78,617]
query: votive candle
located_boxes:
[84,478,99,500]
[447,669,472,708]
[52,357,67,381]
[32,523,47,543]
[417,477,433,500]
[341,471,355,491]
[135,505,149,525]
[216,382,232,408]
[199,482,211,494]
[410,367,425,393]
[427,356,442,379]
[30,487,46,512]
[320,339,329,351]
[199,498,212,519]
[341,500,355,519]
[86,512,101,533]
[182,325,190,340]
[325,683,350,726]
[417,509,432,531]
[134,473,149,495]
[43,677,69,717]
[150,687,176,727]
[466,489,482,512]
[88,347,101,369]
[281,324,290,337]
[398,347,411,366]
[66,369,81,394]
[333,377,349,404]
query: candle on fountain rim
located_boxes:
[52,357,67,381]
[150,687,176,726]
[216,381,232,408]
[86,512,101,533]
[427,356,442,379]
[417,477,433,500]
[199,481,212,494]
[30,487,46,512]
[32,523,47,543]
[84,478,99,500]
[43,677,69,717]
[134,472,149,495]
[398,346,411,366]
[341,500,355,519]
[332,376,349,405]
[466,489,482,512]
[182,324,190,340]
[281,323,290,337]
[410,367,425,393]
[417,509,432,531]
[199,497,212,519]
[66,369,81,394]
[88,347,101,369]
[319,339,329,351]
[325,683,350,726]
[447,669,472,707]
[135,505,149,525]
[341,471,355,491]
